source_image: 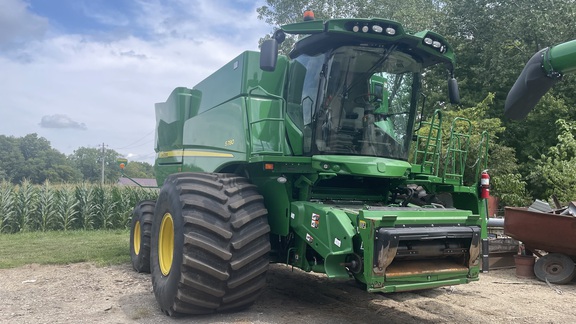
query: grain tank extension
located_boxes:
[129,14,489,316]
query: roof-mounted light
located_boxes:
[422,35,448,53]
[343,21,401,36]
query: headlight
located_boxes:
[385,27,396,35]
[424,37,433,45]
[372,25,383,33]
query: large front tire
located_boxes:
[151,173,270,316]
[130,200,155,273]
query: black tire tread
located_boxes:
[182,216,233,239]
[184,234,233,260]
[130,200,155,273]
[157,172,270,315]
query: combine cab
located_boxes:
[129,13,489,316]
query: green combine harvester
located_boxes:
[128,12,490,316]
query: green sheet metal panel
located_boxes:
[247,97,285,155]
[193,51,287,115]
[181,97,247,172]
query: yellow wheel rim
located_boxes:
[134,221,141,255]
[159,213,174,276]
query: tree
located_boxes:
[0,135,25,182]
[528,119,576,203]
[440,0,576,173]
[123,161,155,178]
[0,134,80,184]
[68,146,122,184]
[258,0,444,30]
[442,0,576,107]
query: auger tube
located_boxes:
[505,39,576,120]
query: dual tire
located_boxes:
[130,200,155,273]
[150,173,271,315]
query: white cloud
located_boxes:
[0,0,49,47]
[0,0,272,164]
[40,114,87,130]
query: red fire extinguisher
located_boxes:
[480,170,490,199]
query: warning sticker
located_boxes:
[334,238,341,247]
[306,233,314,243]
[359,220,367,229]
[311,213,320,229]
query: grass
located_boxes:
[0,230,130,269]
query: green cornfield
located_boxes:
[0,180,158,233]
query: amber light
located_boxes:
[119,163,125,169]
[303,10,315,21]
[264,163,274,170]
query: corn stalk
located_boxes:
[55,186,79,231]
[0,181,16,233]
[0,182,158,232]
[15,179,38,232]
[94,186,117,230]
[76,183,98,230]
[112,186,135,229]
[37,180,58,231]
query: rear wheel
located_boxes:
[151,173,270,316]
[534,253,576,284]
[130,200,155,273]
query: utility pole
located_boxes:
[101,143,106,185]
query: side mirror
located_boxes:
[260,39,279,72]
[448,78,460,104]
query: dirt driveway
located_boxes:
[1,262,576,323]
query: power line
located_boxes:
[113,130,154,150]
[117,140,154,150]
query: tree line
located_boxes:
[0,133,154,185]
[258,0,576,207]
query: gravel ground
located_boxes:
[1,262,576,323]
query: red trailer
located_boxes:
[504,207,576,284]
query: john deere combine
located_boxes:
[129,13,489,316]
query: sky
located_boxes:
[0,0,271,164]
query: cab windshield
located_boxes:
[287,46,422,160]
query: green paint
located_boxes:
[152,16,487,295]
[544,39,576,75]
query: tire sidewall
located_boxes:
[151,176,185,314]
[129,208,141,270]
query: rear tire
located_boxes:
[151,173,270,316]
[130,200,155,273]
[534,253,576,284]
